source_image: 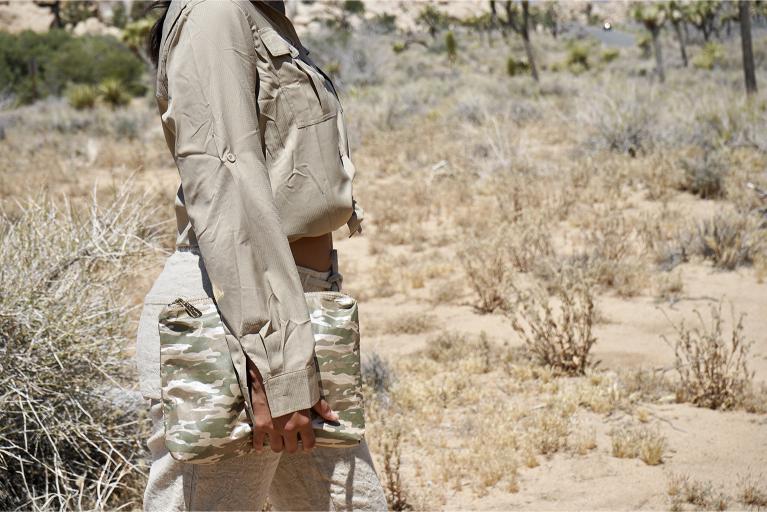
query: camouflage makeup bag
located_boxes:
[158,291,364,464]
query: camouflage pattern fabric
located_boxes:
[306,291,365,446]
[159,298,252,464]
[158,292,364,464]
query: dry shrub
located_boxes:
[619,367,676,403]
[663,301,755,410]
[424,330,495,374]
[455,201,556,311]
[654,270,685,301]
[0,181,163,509]
[568,210,650,297]
[457,226,514,313]
[638,211,693,272]
[577,85,658,156]
[678,148,728,199]
[362,352,394,398]
[610,426,666,465]
[570,426,598,455]
[507,215,556,273]
[667,473,731,512]
[739,473,767,509]
[428,277,464,306]
[689,212,765,270]
[506,271,598,376]
[383,312,437,335]
[527,403,572,455]
[380,424,412,511]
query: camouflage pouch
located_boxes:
[158,291,364,464]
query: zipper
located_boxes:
[166,296,213,318]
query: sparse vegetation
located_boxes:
[2,1,766,508]
[506,272,597,376]
[457,227,514,313]
[738,473,767,509]
[0,181,162,509]
[663,301,755,410]
[678,149,727,199]
[611,425,666,465]
[667,473,732,511]
[66,83,98,110]
[99,78,131,109]
[689,212,764,270]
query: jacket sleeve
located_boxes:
[162,0,319,417]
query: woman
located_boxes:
[136,0,386,509]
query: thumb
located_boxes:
[312,398,339,422]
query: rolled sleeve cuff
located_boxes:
[263,363,320,418]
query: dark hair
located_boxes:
[146,1,172,67]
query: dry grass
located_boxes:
[663,301,755,410]
[610,425,667,465]
[689,212,765,270]
[738,473,767,509]
[378,312,438,336]
[456,226,515,313]
[506,271,598,376]
[667,474,731,511]
[0,180,164,509]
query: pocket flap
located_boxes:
[259,27,297,58]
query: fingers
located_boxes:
[312,399,339,422]
[300,422,316,452]
[253,428,266,452]
[283,428,298,454]
[269,430,284,453]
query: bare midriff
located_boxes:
[289,232,333,272]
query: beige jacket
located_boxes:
[155,0,363,417]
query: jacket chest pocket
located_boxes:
[258,27,338,128]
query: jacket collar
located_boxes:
[161,0,303,55]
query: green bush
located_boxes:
[98,78,131,108]
[565,42,591,74]
[637,33,652,59]
[601,48,620,64]
[66,83,98,110]
[343,0,365,15]
[693,42,725,70]
[0,29,145,105]
[445,30,457,63]
[507,56,530,76]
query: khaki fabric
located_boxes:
[153,0,363,417]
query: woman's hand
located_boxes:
[247,358,338,453]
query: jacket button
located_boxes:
[226,152,236,163]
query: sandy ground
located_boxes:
[329,228,767,509]
[123,160,767,509]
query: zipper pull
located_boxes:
[170,298,202,318]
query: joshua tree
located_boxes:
[416,4,448,40]
[498,0,539,82]
[633,3,667,83]
[688,0,722,42]
[542,2,560,39]
[667,1,688,67]
[738,0,758,95]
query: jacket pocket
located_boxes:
[257,26,336,128]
